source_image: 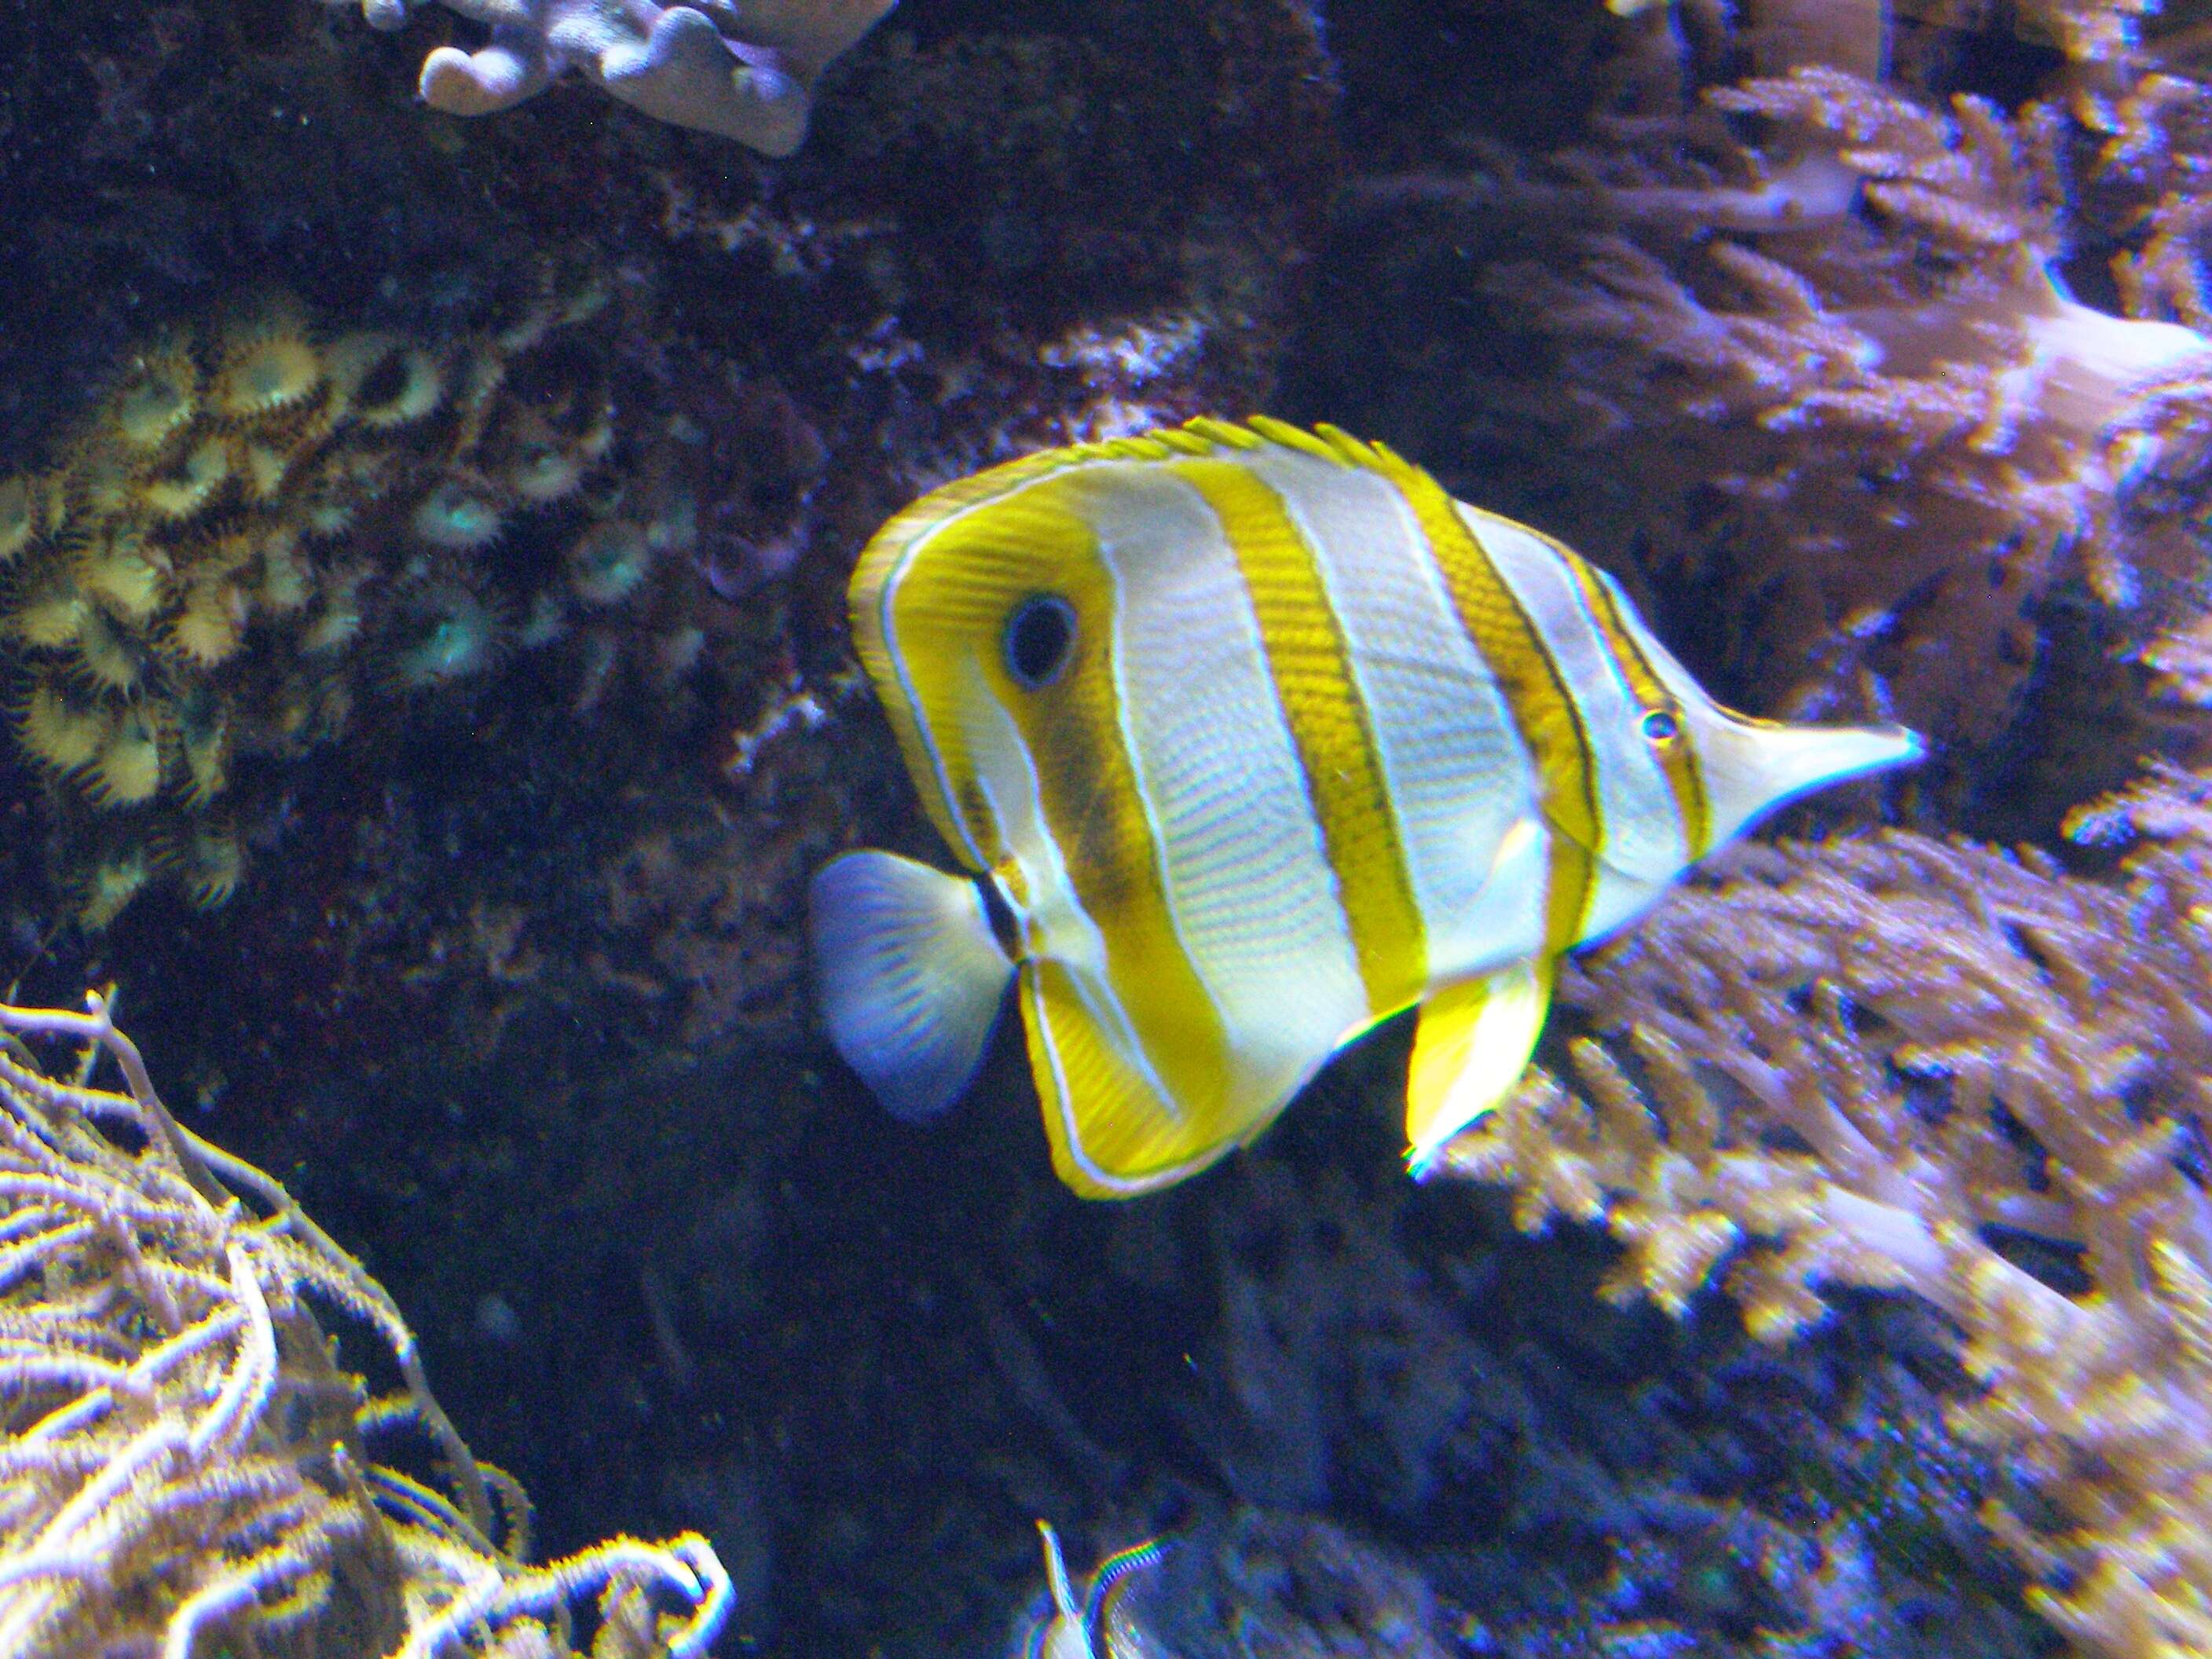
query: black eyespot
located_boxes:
[1004,594,1077,689]
[1640,708,1680,745]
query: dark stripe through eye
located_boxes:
[1005,594,1077,689]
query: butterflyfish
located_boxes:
[810,417,1919,1197]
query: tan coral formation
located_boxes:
[0,991,731,1658]
[1437,784,2212,1657]
[0,263,697,928]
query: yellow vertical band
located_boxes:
[1563,558,1712,860]
[1350,440,1599,957]
[942,478,1234,1131]
[1169,456,1427,1015]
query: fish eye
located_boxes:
[1640,708,1680,745]
[1004,594,1077,690]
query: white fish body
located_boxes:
[812,418,1919,1197]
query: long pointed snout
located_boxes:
[1697,716,1922,851]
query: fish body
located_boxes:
[811,418,1918,1197]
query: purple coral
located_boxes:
[331,0,895,152]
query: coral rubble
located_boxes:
[0,991,729,1658]
[1439,782,2212,1656]
[321,0,895,151]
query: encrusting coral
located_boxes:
[1435,770,2212,1657]
[0,990,731,1658]
[321,0,895,152]
[0,262,700,928]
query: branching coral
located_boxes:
[1434,786,2212,1657]
[0,990,731,1658]
[321,0,893,152]
[1320,0,2212,771]
[1484,67,2212,745]
[0,263,701,927]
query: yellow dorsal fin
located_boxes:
[1404,958,1554,1177]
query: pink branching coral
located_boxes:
[0,991,732,1659]
[1435,785,2212,1656]
[1470,57,2212,747]
[1335,0,2212,767]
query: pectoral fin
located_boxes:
[1404,958,1554,1177]
[809,850,1013,1122]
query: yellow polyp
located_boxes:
[212,326,324,420]
[11,586,91,649]
[79,539,167,625]
[568,518,652,605]
[139,438,231,521]
[301,575,365,655]
[179,713,230,807]
[516,590,568,649]
[202,530,259,579]
[302,494,358,538]
[258,531,313,613]
[78,446,133,517]
[350,344,448,429]
[493,297,560,355]
[177,827,243,907]
[76,849,152,930]
[240,441,292,501]
[88,710,162,807]
[16,681,112,773]
[71,613,142,694]
[169,583,246,668]
[459,349,508,411]
[322,331,394,423]
[507,438,588,504]
[387,587,501,690]
[0,474,45,561]
[412,480,507,549]
[111,347,200,450]
[556,266,613,325]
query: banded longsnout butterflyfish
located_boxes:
[810,418,1919,1198]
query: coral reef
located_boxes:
[1437,775,2212,1656]
[1138,1138,2042,1659]
[0,265,720,927]
[0,991,729,1657]
[321,0,895,152]
[18,1,2212,1657]
[1291,0,2212,819]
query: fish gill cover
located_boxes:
[0,0,2208,1656]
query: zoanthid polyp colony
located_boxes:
[0,262,698,928]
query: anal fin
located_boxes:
[1404,958,1554,1177]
